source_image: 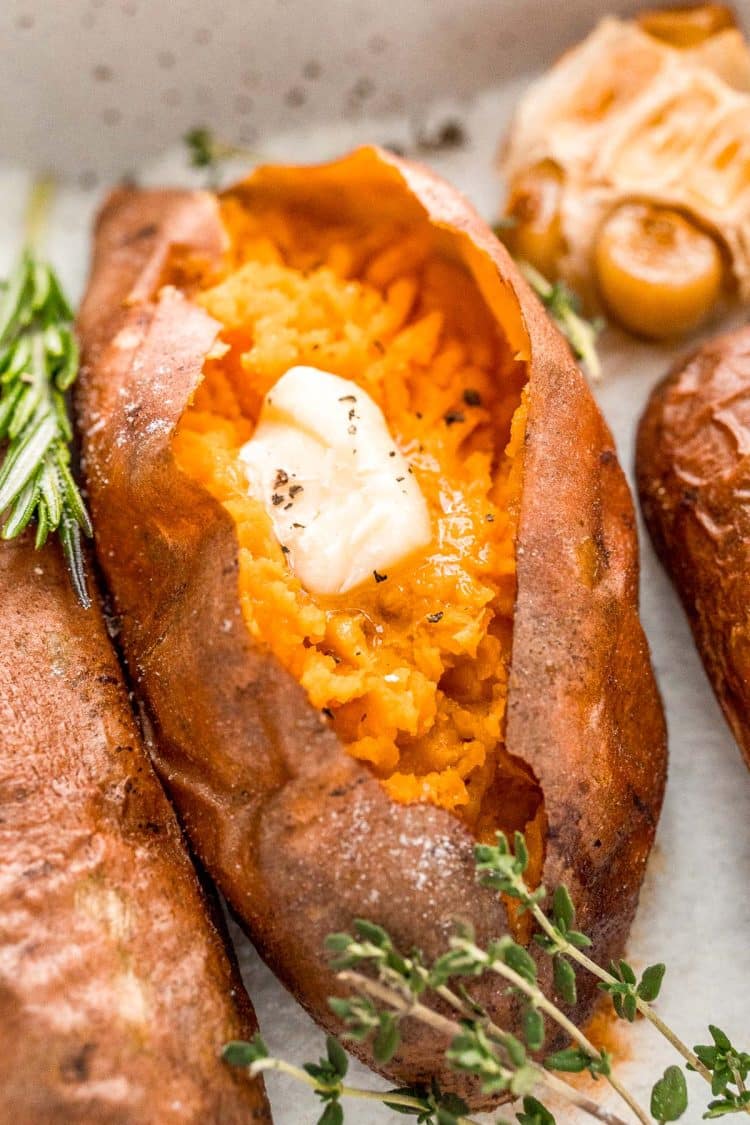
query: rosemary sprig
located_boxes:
[0,182,92,606]
[515,260,603,381]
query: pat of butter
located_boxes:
[238,366,432,595]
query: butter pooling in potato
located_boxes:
[501,4,750,338]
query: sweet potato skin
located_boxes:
[637,326,750,767]
[75,147,666,1098]
[0,536,270,1124]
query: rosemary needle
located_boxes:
[0,179,92,606]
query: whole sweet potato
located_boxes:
[75,147,666,1100]
[638,325,750,767]
[0,536,269,1124]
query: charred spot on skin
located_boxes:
[322,707,334,719]
[427,611,444,623]
[463,388,482,407]
[96,673,120,686]
[123,223,158,245]
[444,410,466,426]
[599,449,617,466]
[631,787,656,825]
[60,1043,96,1083]
[680,486,699,506]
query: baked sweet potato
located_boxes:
[75,146,666,1100]
[0,535,269,1124]
[638,325,750,768]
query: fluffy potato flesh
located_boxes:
[174,197,544,854]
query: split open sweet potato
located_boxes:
[0,535,269,1123]
[75,147,667,1100]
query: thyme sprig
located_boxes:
[224,1033,482,1125]
[0,181,92,605]
[225,830,749,1123]
[515,260,603,381]
[475,832,748,1120]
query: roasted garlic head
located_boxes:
[501,5,750,339]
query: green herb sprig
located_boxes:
[225,831,749,1124]
[184,127,257,187]
[0,181,92,605]
[515,260,603,381]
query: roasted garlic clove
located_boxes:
[594,203,724,339]
[505,161,565,279]
[637,4,736,48]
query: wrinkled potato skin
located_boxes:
[638,327,750,767]
[75,147,666,1101]
[0,536,269,1124]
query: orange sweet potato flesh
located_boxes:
[638,326,750,769]
[75,147,666,1101]
[0,536,269,1124]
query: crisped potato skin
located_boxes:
[0,537,269,1124]
[638,326,750,767]
[75,148,666,1101]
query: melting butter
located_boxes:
[239,366,432,595]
